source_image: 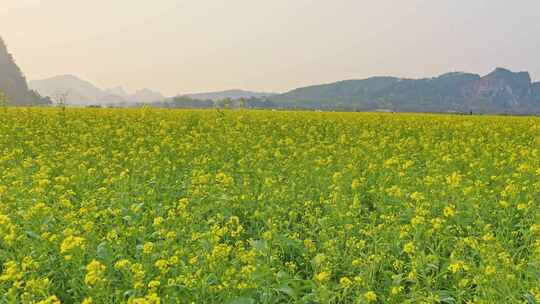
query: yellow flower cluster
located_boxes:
[85,260,106,287]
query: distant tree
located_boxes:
[53,91,69,108]
[223,98,232,109]
[172,96,213,108]
[52,91,69,124]
[239,98,246,109]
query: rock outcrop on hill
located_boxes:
[0,37,50,105]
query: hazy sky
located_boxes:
[1,0,539,96]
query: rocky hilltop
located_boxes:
[0,37,49,105]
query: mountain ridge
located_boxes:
[29,75,165,105]
[268,68,540,113]
[22,68,540,113]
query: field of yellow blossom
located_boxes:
[1,108,540,303]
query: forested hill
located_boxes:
[269,68,540,113]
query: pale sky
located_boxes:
[1,0,539,96]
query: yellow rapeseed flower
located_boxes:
[36,296,61,304]
[85,260,106,287]
[60,235,86,254]
[403,242,415,254]
[314,271,331,283]
[339,277,352,288]
[364,291,377,302]
[143,242,154,254]
[443,205,456,218]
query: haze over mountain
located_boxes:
[4,1,540,96]
[29,75,165,105]
[29,75,274,105]
[0,37,49,105]
[3,32,540,113]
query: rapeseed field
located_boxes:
[1,108,540,303]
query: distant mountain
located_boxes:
[269,68,540,113]
[131,88,166,103]
[0,37,50,105]
[532,82,540,104]
[29,75,165,105]
[30,75,104,105]
[185,89,276,101]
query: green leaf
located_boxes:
[524,293,538,304]
[206,273,219,285]
[277,284,297,298]
[96,242,110,260]
[440,297,456,304]
[123,290,136,299]
[25,231,40,239]
[250,239,267,252]
[228,297,255,304]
